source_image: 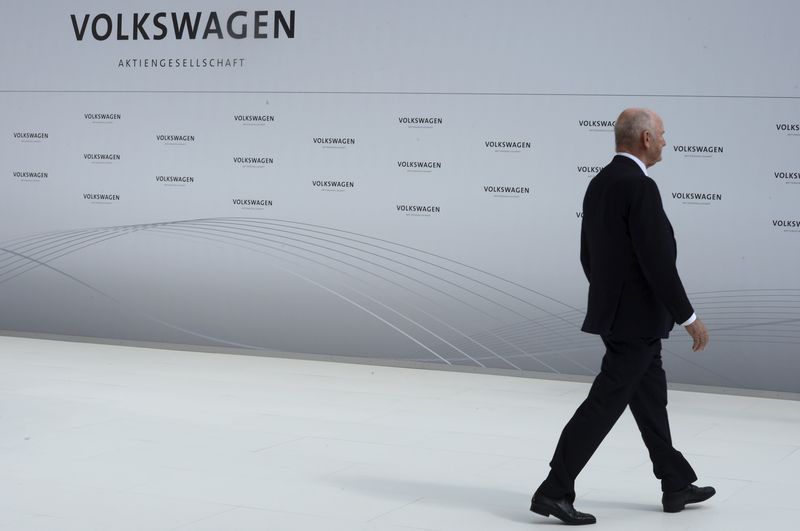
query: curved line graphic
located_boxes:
[176,219,539,322]
[660,346,742,387]
[152,223,513,325]
[144,225,560,370]
[0,227,137,281]
[1,220,567,369]
[0,246,265,350]
[4,218,796,378]
[0,244,458,364]
[4,216,585,325]
[147,227,500,363]
[139,227,455,365]
[222,217,585,312]
[155,220,584,367]
[198,218,584,325]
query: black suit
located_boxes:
[536,155,697,501]
[580,155,693,337]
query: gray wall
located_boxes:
[1,0,799,392]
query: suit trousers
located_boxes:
[536,336,697,501]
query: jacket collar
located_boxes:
[615,152,648,176]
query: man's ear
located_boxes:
[641,130,651,148]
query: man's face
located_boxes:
[645,116,666,167]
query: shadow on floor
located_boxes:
[327,475,533,523]
[327,475,666,525]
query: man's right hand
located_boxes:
[685,318,710,352]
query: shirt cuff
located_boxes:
[680,313,697,327]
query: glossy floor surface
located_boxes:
[1,336,798,530]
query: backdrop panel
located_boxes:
[2,1,799,392]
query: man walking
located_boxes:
[530,108,714,525]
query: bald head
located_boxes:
[614,108,666,167]
[615,108,656,151]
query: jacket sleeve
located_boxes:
[580,222,591,281]
[628,177,694,324]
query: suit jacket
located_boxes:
[580,155,694,338]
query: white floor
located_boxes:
[0,336,798,531]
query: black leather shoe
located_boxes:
[530,493,596,525]
[662,484,716,513]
